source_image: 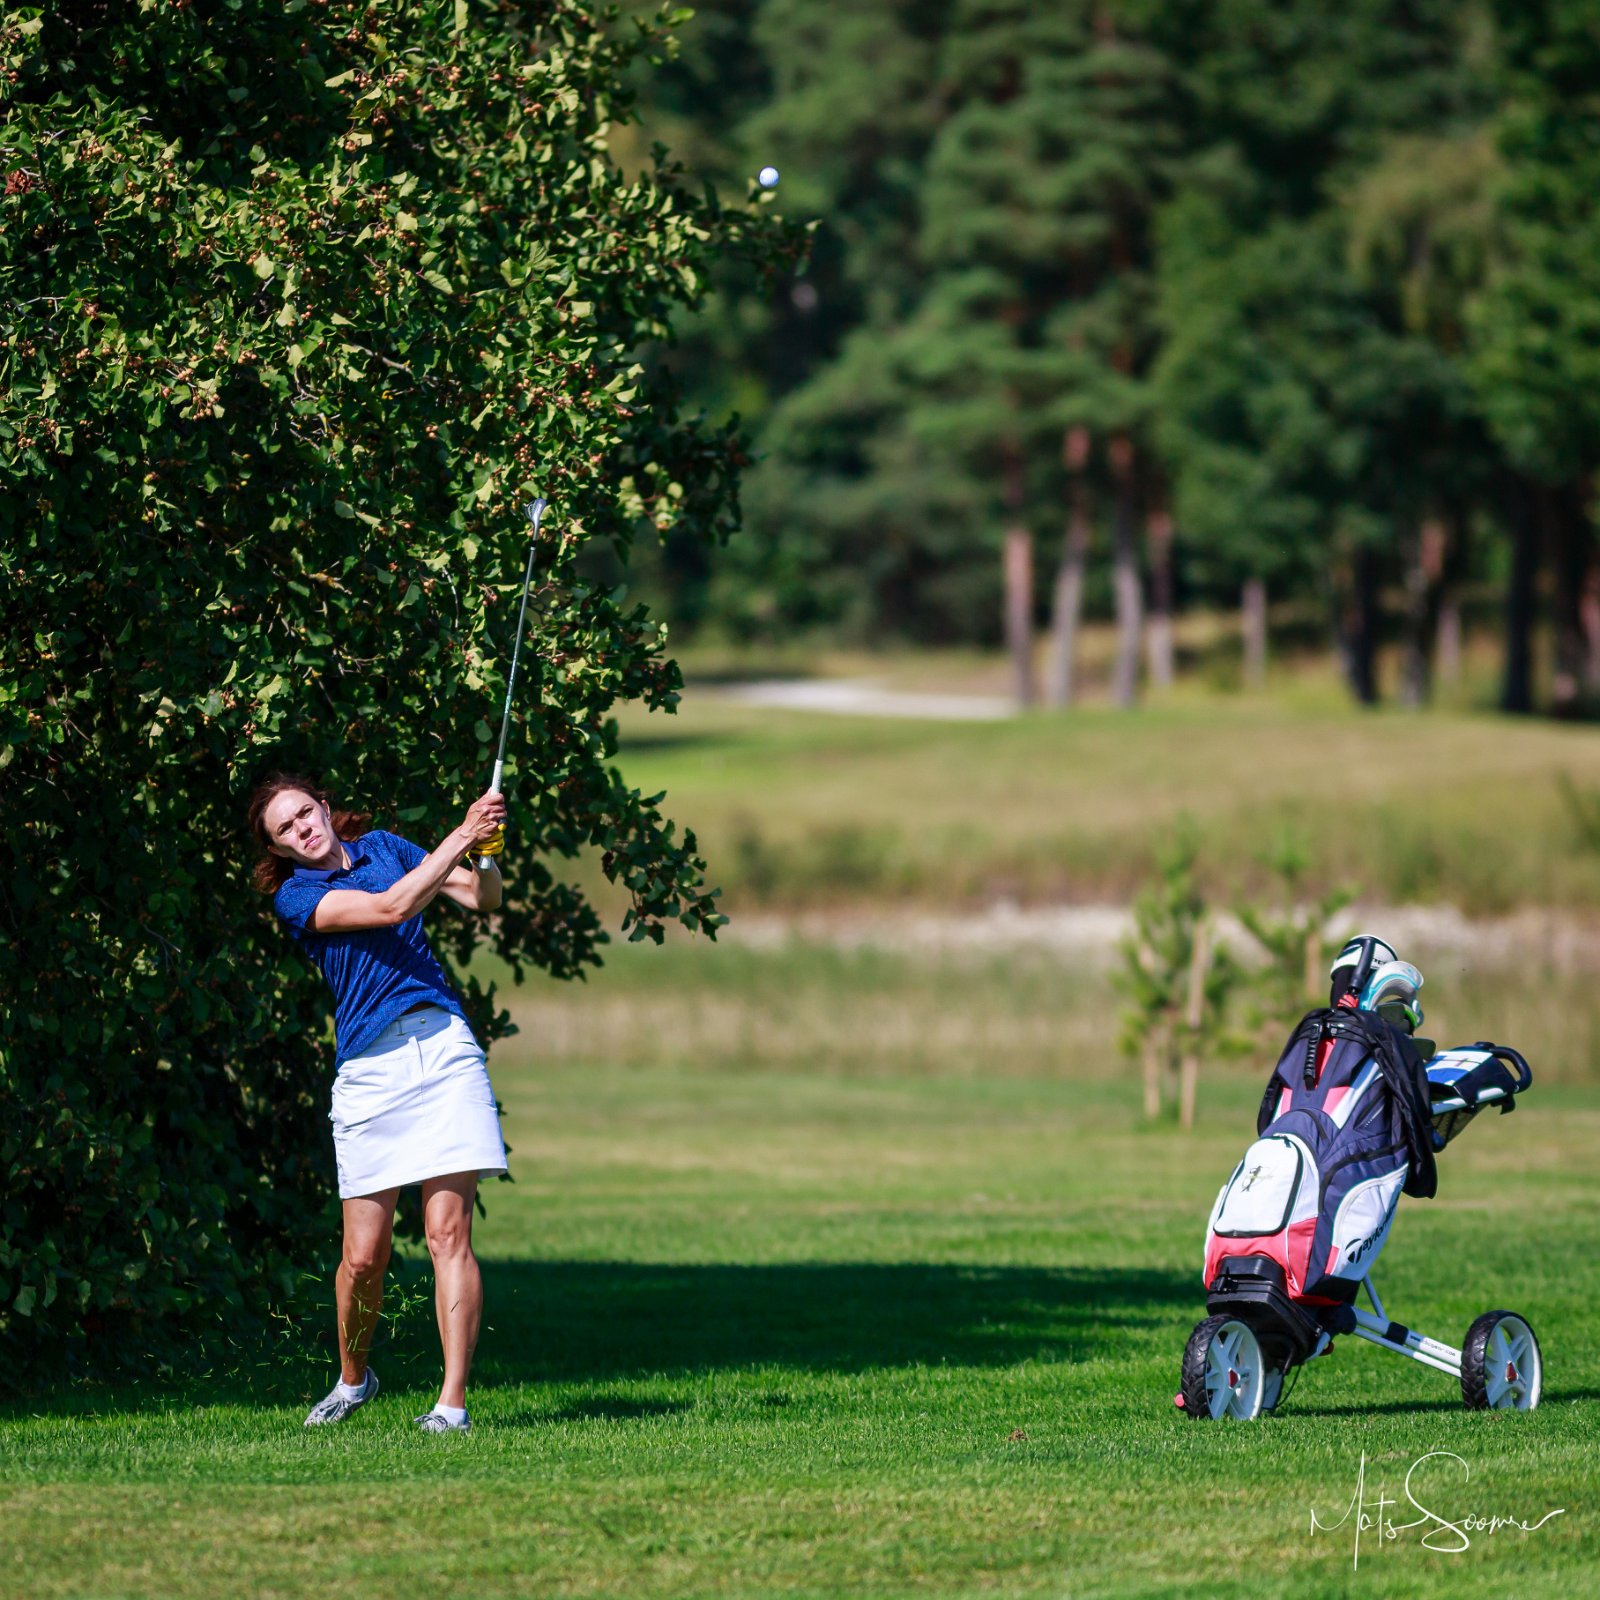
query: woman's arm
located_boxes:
[310,793,505,932]
[438,858,502,914]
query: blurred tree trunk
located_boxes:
[1109,434,1142,708]
[1048,426,1093,709]
[1002,443,1037,709]
[1339,545,1380,706]
[1502,476,1539,714]
[1435,595,1462,690]
[1400,514,1447,708]
[1583,569,1600,692]
[1145,495,1175,691]
[1547,481,1593,719]
[1241,576,1268,689]
[1434,505,1469,693]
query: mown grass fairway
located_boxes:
[5,943,1597,1599]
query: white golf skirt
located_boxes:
[329,1007,508,1199]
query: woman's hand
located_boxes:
[458,791,508,848]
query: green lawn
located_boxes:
[11,671,1600,1596]
[6,944,1597,1599]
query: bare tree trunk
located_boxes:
[1303,927,1322,1004]
[1178,923,1209,1132]
[1048,427,1092,709]
[1143,1040,1162,1120]
[1547,481,1592,719]
[1339,545,1380,706]
[1435,596,1462,690]
[1145,499,1175,691]
[1109,435,1142,709]
[1583,561,1600,693]
[1502,475,1538,715]
[1401,514,1447,709]
[1002,446,1036,709]
[1241,576,1267,689]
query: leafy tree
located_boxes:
[1114,820,1242,1128]
[1153,2,1494,703]
[0,0,801,1377]
[1344,125,1502,704]
[1233,831,1353,1044]
[1470,0,1600,715]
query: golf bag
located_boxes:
[1183,938,1541,1420]
[1203,1006,1439,1311]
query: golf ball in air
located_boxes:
[758,166,780,189]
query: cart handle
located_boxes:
[1469,1041,1534,1094]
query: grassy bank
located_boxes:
[593,674,1600,914]
[487,933,1600,1086]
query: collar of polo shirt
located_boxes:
[293,841,370,881]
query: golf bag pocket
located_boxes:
[1210,1133,1319,1236]
[1321,1163,1405,1284]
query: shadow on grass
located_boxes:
[1293,1386,1600,1420]
[4,1261,1192,1415]
[501,1397,694,1427]
[470,1259,1189,1385]
[613,729,735,754]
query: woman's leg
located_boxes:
[420,1171,482,1410]
[337,1188,399,1386]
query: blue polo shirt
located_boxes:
[273,830,470,1066]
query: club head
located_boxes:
[526,498,548,535]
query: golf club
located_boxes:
[475,497,548,870]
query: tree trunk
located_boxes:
[1400,514,1447,709]
[1435,595,1462,691]
[1145,499,1175,691]
[1178,923,1209,1132]
[1142,1040,1162,1120]
[1047,426,1092,709]
[1002,446,1036,709]
[1241,576,1267,690]
[1303,927,1323,1004]
[1502,476,1539,714]
[1109,435,1142,708]
[1339,545,1380,706]
[1583,560,1600,693]
[1547,481,1592,719]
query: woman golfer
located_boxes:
[248,772,509,1434]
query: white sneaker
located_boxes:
[303,1369,378,1427]
[414,1408,471,1434]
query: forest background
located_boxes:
[616,0,1600,717]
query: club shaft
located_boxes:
[490,530,541,787]
[474,498,546,869]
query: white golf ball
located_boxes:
[758,166,780,189]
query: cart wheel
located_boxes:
[1181,1314,1271,1420]
[1461,1310,1543,1412]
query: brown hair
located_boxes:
[246,771,372,894]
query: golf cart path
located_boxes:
[708,678,1014,721]
[725,901,1600,969]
